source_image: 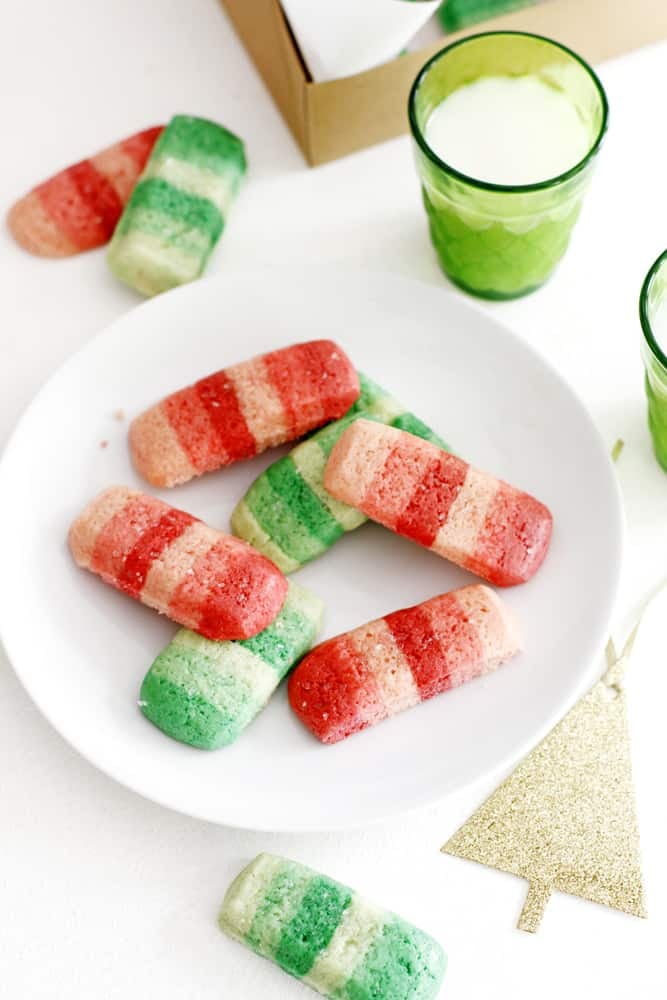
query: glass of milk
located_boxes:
[640,251,667,472]
[408,31,608,299]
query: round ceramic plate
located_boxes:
[0,269,623,831]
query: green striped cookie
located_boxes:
[108,115,246,296]
[139,582,323,749]
[231,372,449,572]
[220,854,447,1000]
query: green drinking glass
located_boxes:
[640,250,667,472]
[408,31,608,300]
[439,1,536,33]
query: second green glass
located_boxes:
[408,32,608,299]
[640,251,667,472]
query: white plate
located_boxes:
[0,268,623,832]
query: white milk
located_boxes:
[424,75,592,185]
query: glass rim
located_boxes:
[640,249,667,371]
[407,30,609,194]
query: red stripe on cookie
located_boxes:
[195,372,257,463]
[395,452,468,548]
[116,508,197,598]
[384,592,482,701]
[305,340,360,422]
[163,387,226,474]
[362,435,432,528]
[468,483,553,586]
[288,635,387,744]
[263,341,358,438]
[36,160,123,249]
[168,537,287,640]
[90,494,166,585]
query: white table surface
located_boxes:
[2,2,667,997]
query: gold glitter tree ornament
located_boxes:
[443,619,650,933]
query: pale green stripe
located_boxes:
[107,229,200,295]
[230,500,300,573]
[303,893,385,994]
[161,633,276,708]
[365,393,405,423]
[219,854,286,942]
[142,156,240,215]
[281,582,325,636]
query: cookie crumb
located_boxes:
[100,440,109,449]
[113,409,125,421]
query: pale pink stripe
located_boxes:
[68,486,136,568]
[323,420,397,509]
[129,405,197,488]
[433,467,499,564]
[8,190,78,257]
[141,521,221,610]
[415,590,482,691]
[349,618,420,716]
[454,585,522,669]
[226,356,289,449]
[364,441,434,528]
[90,147,142,202]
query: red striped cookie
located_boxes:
[324,419,552,586]
[68,486,287,640]
[7,126,163,256]
[289,584,521,743]
[129,340,360,487]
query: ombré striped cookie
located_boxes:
[220,853,446,1000]
[129,340,359,487]
[68,486,287,640]
[231,372,448,572]
[8,126,163,256]
[107,115,246,295]
[140,582,323,749]
[324,418,552,586]
[289,584,521,744]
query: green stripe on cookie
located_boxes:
[311,411,365,459]
[243,462,336,563]
[241,605,310,673]
[246,862,313,956]
[118,178,223,246]
[153,115,247,178]
[274,876,352,977]
[239,584,322,671]
[353,372,387,411]
[230,500,300,573]
[291,440,366,531]
[265,459,344,548]
[140,656,251,749]
[342,918,447,1000]
[391,411,449,449]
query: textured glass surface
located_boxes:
[409,32,608,299]
[640,252,667,472]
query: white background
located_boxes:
[2,2,667,997]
